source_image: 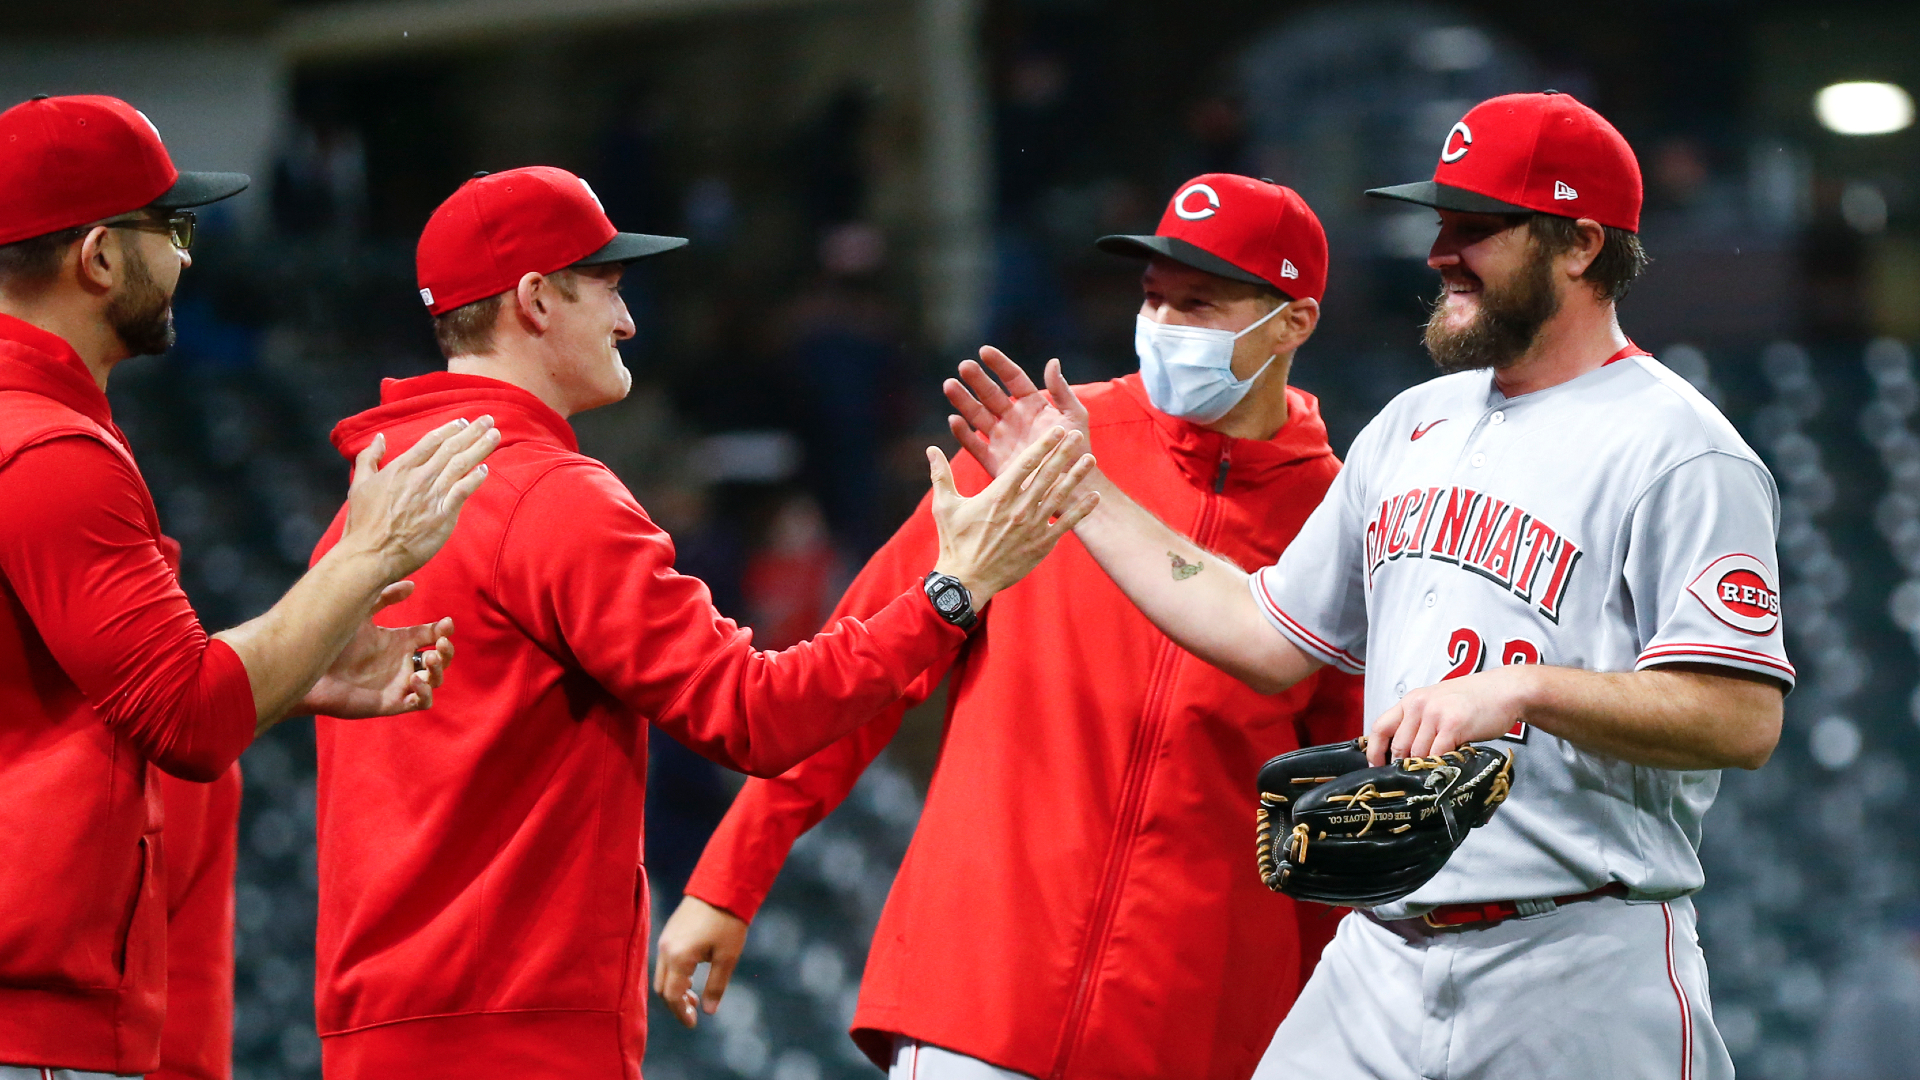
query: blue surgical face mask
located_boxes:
[1134,302,1287,424]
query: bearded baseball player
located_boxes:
[656,174,1361,1080]
[948,92,1787,1080]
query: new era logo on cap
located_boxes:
[1094,173,1328,302]
[419,288,434,307]
[1554,180,1578,200]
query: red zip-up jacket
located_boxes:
[310,373,967,1079]
[686,376,1363,1080]
[154,764,241,1080]
[0,314,256,1074]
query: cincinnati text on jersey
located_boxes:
[1363,485,1582,622]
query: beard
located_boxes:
[1423,240,1560,374]
[106,244,175,357]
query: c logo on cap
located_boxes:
[1173,183,1221,221]
[1440,121,1473,164]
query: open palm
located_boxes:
[944,346,1091,479]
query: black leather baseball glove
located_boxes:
[1256,738,1513,908]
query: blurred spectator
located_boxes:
[798,84,874,234]
[648,488,850,892]
[596,88,673,234]
[642,479,750,894]
[649,481,747,618]
[681,176,736,248]
[781,223,907,552]
[1812,913,1920,1080]
[1649,136,1713,210]
[988,223,1083,379]
[645,728,739,895]
[997,48,1076,217]
[1176,94,1253,181]
[742,492,849,652]
[270,119,367,235]
[1800,177,1875,341]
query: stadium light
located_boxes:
[1814,81,1914,136]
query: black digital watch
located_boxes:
[922,571,978,630]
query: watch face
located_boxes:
[936,590,964,614]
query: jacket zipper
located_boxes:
[1050,443,1232,1077]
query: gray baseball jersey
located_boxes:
[1251,350,1794,920]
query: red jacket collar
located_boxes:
[330,371,580,462]
[0,312,115,430]
[1114,373,1335,491]
[330,368,576,457]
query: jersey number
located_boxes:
[1439,627,1537,742]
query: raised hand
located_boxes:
[928,425,1099,605]
[342,416,500,580]
[297,581,456,722]
[944,346,1091,479]
[654,896,749,1029]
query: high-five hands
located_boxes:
[944,346,1090,480]
[927,423,1098,606]
[218,416,497,730]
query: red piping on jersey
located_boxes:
[1603,341,1652,365]
[1637,642,1795,679]
[1255,576,1366,671]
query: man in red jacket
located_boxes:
[306,166,1096,1079]
[655,175,1363,1080]
[0,94,492,1077]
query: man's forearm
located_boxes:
[1520,664,1782,770]
[1071,468,1318,694]
[214,540,394,732]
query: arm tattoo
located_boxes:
[1169,552,1202,581]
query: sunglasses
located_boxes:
[102,210,196,252]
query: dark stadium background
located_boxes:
[3,1,1917,1077]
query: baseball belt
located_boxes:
[1415,882,1629,930]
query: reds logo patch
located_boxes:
[1687,554,1780,635]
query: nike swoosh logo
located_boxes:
[1410,419,1448,441]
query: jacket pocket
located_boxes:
[616,864,651,1073]
[0,832,160,990]
[117,833,166,990]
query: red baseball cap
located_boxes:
[1096,174,1328,302]
[0,94,249,246]
[415,166,686,315]
[1367,91,1642,233]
